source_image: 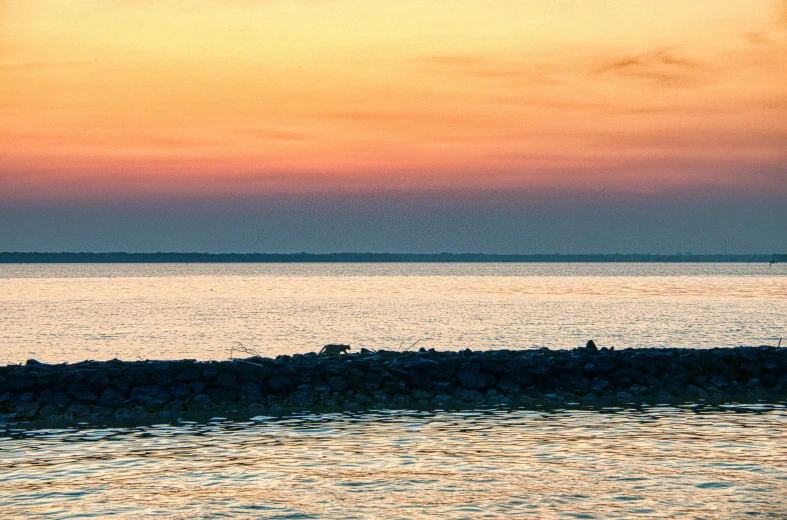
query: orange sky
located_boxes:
[1,0,786,201]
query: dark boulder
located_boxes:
[593,355,618,373]
[207,387,237,403]
[130,385,170,406]
[201,367,218,380]
[457,370,496,390]
[239,382,263,401]
[176,368,200,382]
[6,377,35,392]
[215,372,239,389]
[67,382,99,403]
[154,371,175,386]
[610,369,633,385]
[327,375,350,392]
[38,389,71,406]
[129,366,156,385]
[496,373,522,394]
[267,374,294,394]
[98,388,125,407]
[110,375,134,394]
[87,371,110,388]
[170,382,192,399]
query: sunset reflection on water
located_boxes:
[0,263,784,364]
[2,405,786,518]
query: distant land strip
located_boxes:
[1,253,785,263]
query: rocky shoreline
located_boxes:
[2,344,786,427]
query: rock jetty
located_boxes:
[1,345,786,426]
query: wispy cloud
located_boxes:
[742,1,787,45]
[593,48,712,87]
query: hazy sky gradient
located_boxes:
[1,1,785,252]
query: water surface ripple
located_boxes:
[1,406,786,518]
[1,263,785,363]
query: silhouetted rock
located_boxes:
[267,374,294,394]
[1,345,786,424]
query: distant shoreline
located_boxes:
[1,252,784,263]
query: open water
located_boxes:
[2,406,787,518]
[0,263,785,364]
[1,263,786,518]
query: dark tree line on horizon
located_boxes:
[0,252,784,263]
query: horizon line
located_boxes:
[1,252,784,264]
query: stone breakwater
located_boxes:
[2,346,786,425]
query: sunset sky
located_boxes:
[1,1,786,252]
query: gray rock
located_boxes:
[15,402,40,420]
[593,356,618,373]
[286,391,312,407]
[460,361,482,374]
[239,382,263,401]
[170,382,192,399]
[590,379,610,393]
[496,374,521,394]
[215,372,239,389]
[389,395,414,408]
[38,404,66,419]
[37,389,70,406]
[67,382,99,403]
[110,375,134,394]
[65,402,92,418]
[176,368,200,382]
[433,381,454,394]
[154,371,174,386]
[267,374,294,394]
[6,377,35,392]
[201,367,218,380]
[191,393,214,410]
[327,375,350,392]
[248,403,268,415]
[457,370,495,390]
[163,401,185,413]
[87,371,110,388]
[130,385,170,406]
[455,389,484,402]
[18,392,36,403]
[98,388,125,407]
[411,389,433,401]
[628,384,648,395]
[611,369,633,385]
[207,387,237,403]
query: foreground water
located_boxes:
[1,263,785,364]
[2,405,786,519]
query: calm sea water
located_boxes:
[2,263,787,518]
[0,263,784,364]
